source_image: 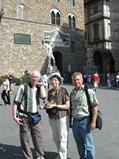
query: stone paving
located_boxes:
[0,84,119,159]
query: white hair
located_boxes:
[30,70,41,78]
[71,72,83,80]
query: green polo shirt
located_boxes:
[70,86,99,119]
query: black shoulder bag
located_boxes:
[84,86,103,130]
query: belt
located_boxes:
[73,116,88,122]
[18,109,38,116]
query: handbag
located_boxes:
[90,109,102,130]
[96,110,102,130]
[18,107,41,124]
[28,112,41,124]
[84,86,103,130]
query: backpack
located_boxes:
[84,85,103,130]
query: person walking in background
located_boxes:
[1,74,11,106]
[8,72,16,91]
[70,72,99,159]
[92,71,100,91]
[116,71,119,88]
[106,72,111,88]
[45,72,70,159]
[12,70,46,159]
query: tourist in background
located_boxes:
[1,74,11,106]
[92,71,100,91]
[106,72,111,88]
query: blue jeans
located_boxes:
[72,117,95,159]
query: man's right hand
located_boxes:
[14,116,25,125]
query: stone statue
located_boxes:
[44,43,59,75]
[46,44,55,65]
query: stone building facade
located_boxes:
[110,0,119,71]
[84,0,114,74]
[0,0,85,78]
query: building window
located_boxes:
[17,4,26,20]
[89,1,102,15]
[51,9,60,25]
[51,11,55,24]
[68,0,75,6]
[93,23,100,40]
[68,15,72,27]
[68,14,76,28]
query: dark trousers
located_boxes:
[1,90,11,105]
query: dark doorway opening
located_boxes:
[53,52,63,73]
[93,51,103,73]
[93,50,115,73]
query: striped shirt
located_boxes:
[14,84,40,114]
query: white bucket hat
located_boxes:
[49,72,63,84]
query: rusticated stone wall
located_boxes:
[0,0,85,77]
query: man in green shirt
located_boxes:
[70,72,99,159]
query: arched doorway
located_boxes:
[53,51,63,73]
[93,51,103,73]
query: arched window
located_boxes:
[51,11,55,24]
[17,5,26,20]
[68,15,72,27]
[72,16,75,28]
[68,14,76,28]
[51,9,60,25]
[56,12,60,25]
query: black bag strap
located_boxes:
[84,85,92,109]
[17,84,27,112]
[24,84,28,112]
[36,85,40,105]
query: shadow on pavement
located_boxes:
[45,151,57,158]
[45,151,71,159]
[0,143,22,159]
[0,144,72,159]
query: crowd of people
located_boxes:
[0,69,118,159]
[83,71,119,89]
